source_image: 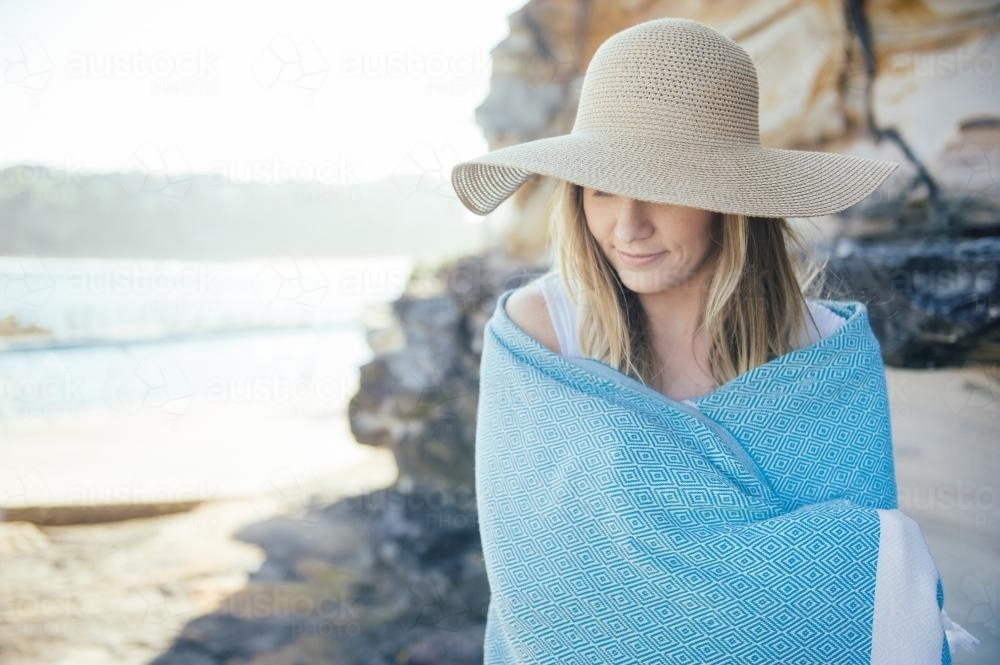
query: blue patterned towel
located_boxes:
[475,288,975,664]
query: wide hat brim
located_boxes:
[451,129,901,218]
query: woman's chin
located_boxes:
[618,271,671,293]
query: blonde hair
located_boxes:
[545,179,829,391]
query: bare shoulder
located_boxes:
[504,278,561,354]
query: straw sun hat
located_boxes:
[451,17,901,219]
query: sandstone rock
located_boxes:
[474,0,998,256]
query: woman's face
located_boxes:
[582,186,717,294]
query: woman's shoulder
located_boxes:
[503,274,562,354]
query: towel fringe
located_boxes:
[941,608,981,655]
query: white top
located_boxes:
[537,270,847,405]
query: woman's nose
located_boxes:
[613,199,653,243]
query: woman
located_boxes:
[504,181,845,404]
[450,17,973,664]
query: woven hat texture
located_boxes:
[451,17,900,218]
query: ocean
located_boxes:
[0,255,414,423]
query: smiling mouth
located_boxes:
[616,248,667,267]
[619,250,664,258]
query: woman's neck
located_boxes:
[637,261,714,352]
[637,264,717,400]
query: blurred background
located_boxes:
[0,1,997,663]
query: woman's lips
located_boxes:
[617,249,667,267]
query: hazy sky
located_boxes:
[1,0,524,184]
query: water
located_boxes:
[0,255,414,421]
[0,255,414,341]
